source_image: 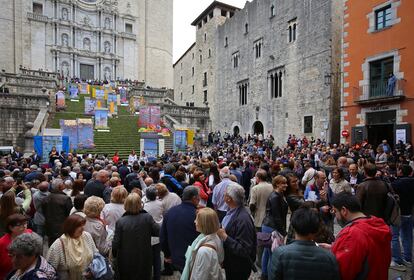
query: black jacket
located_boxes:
[262,192,289,235]
[42,190,72,238]
[223,206,257,280]
[112,211,160,280]
[356,178,388,219]
[346,173,365,186]
[268,240,340,280]
[392,177,414,215]
[84,179,106,198]
[118,165,130,184]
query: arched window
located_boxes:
[270,5,275,17]
[245,23,249,34]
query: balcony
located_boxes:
[353,79,406,105]
[27,12,49,23]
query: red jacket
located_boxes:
[193,181,210,201]
[332,216,391,280]
[0,229,32,279]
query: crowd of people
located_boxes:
[0,133,413,280]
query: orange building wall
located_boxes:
[343,0,414,142]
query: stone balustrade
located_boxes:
[161,104,210,118]
[27,12,49,23]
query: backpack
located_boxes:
[384,184,401,227]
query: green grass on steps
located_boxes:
[47,94,141,157]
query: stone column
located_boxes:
[268,75,272,99]
[24,122,34,156]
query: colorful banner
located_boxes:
[79,83,89,94]
[77,119,94,149]
[119,87,128,104]
[174,130,187,151]
[42,136,64,158]
[108,94,117,115]
[95,109,109,129]
[138,106,161,128]
[69,85,79,99]
[60,119,94,150]
[143,139,158,158]
[56,91,66,109]
[60,120,78,150]
[95,89,105,100]
[84,97,96,115]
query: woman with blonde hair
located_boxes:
[181,208,224,280]
[83,196,109,256]
[101,186,128,232]
[112,193,160,279]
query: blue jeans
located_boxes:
[261,225,274,276]
[391,215,413,263]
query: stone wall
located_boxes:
[215,0,343,144]
[0,70,56,149]
[174,0,343,145]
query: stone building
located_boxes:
[173,2,239,118]
[174,0,343,145]
[0,0,173,88]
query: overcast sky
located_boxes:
[173,0,248,63]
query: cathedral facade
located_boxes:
[0,0,173,88]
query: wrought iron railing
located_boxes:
[353,79,406,102]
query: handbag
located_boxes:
[86,253,113,280]
[256,232,272,248]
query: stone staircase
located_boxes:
[81,114,140,159]
[48,96,140,159]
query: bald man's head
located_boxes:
[97,170,109,184]
[38,181,49,192]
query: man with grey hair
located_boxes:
[160,186,199,275]
[7,233,57,279]
[212,166,232,222]
[217,183,257,280]
[41,178,72,246]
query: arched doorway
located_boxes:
[252,121,264,135]
[233,126,240,136]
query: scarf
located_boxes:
[180,234,206,280]
[61,233,93,279]
[163,174,183,190]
